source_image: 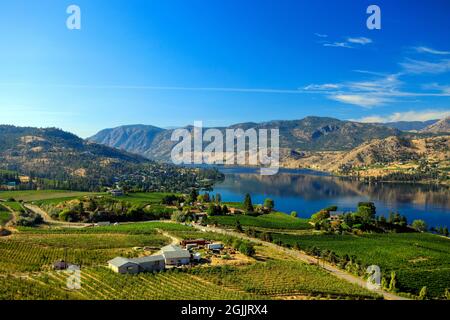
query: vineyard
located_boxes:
[271,232,450,298]
[207,212,312,230]
[0,267,261,300]
[0,227,171,272]
[190,260,380,299]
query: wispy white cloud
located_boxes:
[323,42,353,49]
[0,82,306,95]
[423,83,450,94]
[303,83,340,91]
[314,33,328,38]
[352,109,450,123]
[320,36,372,49]
[347,37,372,45]
[414,46,450,55]
[330,94,390,108]
[400,58,450,74]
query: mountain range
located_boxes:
[89,116,408,161]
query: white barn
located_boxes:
[108,255,165,274]
[161,245,191,266]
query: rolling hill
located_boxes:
[421,117,450,133]
[0,125,220,191]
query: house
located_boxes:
[229,208,243,215]
[161,245,191,266]
[329,211,344,222]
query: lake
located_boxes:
[210,167,450,228]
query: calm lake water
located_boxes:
[211,167,450,228]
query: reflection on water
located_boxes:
[212,167,450,227]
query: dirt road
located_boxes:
[193,224,410,300]
[24,204,90,228]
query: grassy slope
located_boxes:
[0,190,97,202]
[208,212,312,230]
[0,205,12,226]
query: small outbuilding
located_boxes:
[207,243,224,251]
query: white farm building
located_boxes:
[108,255,165,274]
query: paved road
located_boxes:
[193,224,410,300]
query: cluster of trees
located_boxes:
[43,197,173,223]
[222,237,256,257]
[311,203,414,234]
[242,194,274,216]
[431,225,449,237]
[161,194,185,206]
[14,206,43,227]
[207,203,229,216]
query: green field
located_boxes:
[208,212,312,230]
[2,201,23,212]
[271,232,450,298]
[0,190,97,202]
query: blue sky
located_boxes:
[0,0,449,137]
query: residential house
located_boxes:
[329,211,344,222]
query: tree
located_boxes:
[290,211,297,218]
[445,288,450,300]
[235,220,243,232]
[356,202,376,222]
[222,205,229,214]
[243,193,254,213]
[188,189,199,204]
[444,227,449,237]
[263,198,275,211]
[418,286,428,300]
[215,193,222,204]
[311,210,330,223]
[412,219,427,232]
[389,271,397,292]
[324,205,338,212]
